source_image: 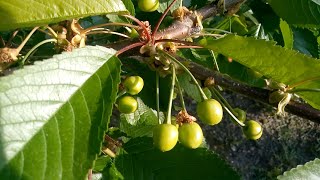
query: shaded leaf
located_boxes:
[178,72,202,102]
[293,27,319,58]
[278,158,320,180]
[0,46,121,179]
[218,56,266,87]
[93,156,112,172]
[107,137,240,180]
[122,0,135,16]
[158,0,180,13]
[178,49,265,87]
[0,0,127,31]
[202,35,320,110]
[268,0,320,27]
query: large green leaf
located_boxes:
[268,0,320,27]
[278,158,320,180]
[0,0,127,31]
[105,137,240,180]
[0,46,121,179]
[202,35,320,110]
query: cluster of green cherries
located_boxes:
[117,75,263,153]
[117,76,144,114]
[154,98,263,152]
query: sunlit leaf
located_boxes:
[0,0,127,31]
[0,46,121,179]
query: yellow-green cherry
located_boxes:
[153,124,178,152]
[138,0,159,12]
[123,76,144,95]
[242,120,263,140]
[196,99,223,125]
[117,96,138,114]
[179,122,203,149]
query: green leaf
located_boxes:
[93,156,112,172]
[158,0,180,13]
[178,48,265,87]
[280,19,293,49]
[178,72,202,102]
[0,46,121,179]
[120,98,159,138]
[231,16,248,35]
[218,56,266,87]
[293,27,319,58]
[121,0,135,16]
[202,35,320,110]
[268,0,320,27]
[102,157,124,180]
[278,158,320,180]
[106,137,240,180]
[0,0,127,31]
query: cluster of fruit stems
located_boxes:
[2,0,320,122]
[158,50,246,127]
[1,0,245,128]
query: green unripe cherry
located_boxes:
[196,99,223,125]
[123,76,144,95]
[179,122,203,149]
[153,124,178,152]
[138,0,159,12]
[242,120,263,140]
[117,96,138,114]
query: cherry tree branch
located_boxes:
[187,60,320,123]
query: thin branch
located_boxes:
[186,58,320,123]
[6,30,19,47]
[152,0,179,41]
[128,55,320,123]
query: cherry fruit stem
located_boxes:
[175,76,187,111]
[166,64,176,124]
[86,30,130,38]
[21,39,57,65]
[121,14,151,41]
[116,41,145,56]
[210,87,236,115]
[16,27,39,54]
[84,22,140,33]
[210,87,245,127]
[210,50,220,72]
[156,72,161,124]
[160,50,208,101]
